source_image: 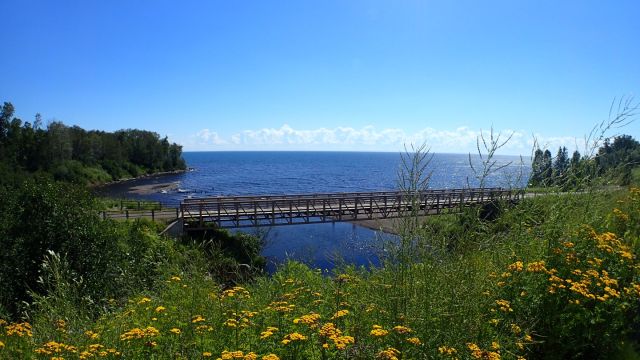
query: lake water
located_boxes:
[99,152,529,271]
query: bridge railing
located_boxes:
[180,187,522,229]
[181,187,506,204]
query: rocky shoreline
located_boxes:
[93,168,192,197]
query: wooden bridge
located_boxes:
[179,187,523,231]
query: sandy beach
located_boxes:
[93,170,188,199]
[127,181,181,195]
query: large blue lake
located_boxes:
[100,152,529,271]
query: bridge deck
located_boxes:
[180,188,521,231]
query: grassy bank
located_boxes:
[1,184,639,359]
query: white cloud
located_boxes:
[195,129,226,145]
[182,124,585,155]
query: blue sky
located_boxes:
[1,0,639,154]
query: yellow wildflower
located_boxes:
[507,261,524,272]
[527,261,547,273]
[282,332,307,345]
[331,309,349,319]
[377,347,400,360]
[392,325,412,334]
[370,325,389,337]
[5,322,33,337]
[334,335,355,349]
[260,327,278,339]
[192,315,206,323]
[438,346,457,355]
[293,313,321,326]
[495,299,513,312]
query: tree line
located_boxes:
[530,135,640,187]
[0,101,186,184]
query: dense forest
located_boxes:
[0,101,186,185]
[529,135,640,188]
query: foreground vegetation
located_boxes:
[2,99,639,358]
[1,181,640,359]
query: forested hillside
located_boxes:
[0,102,186,185]
[529,135,640,188]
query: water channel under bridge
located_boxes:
[179,187,524,231]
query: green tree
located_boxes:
[553,146,569,182]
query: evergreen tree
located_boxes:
[541,149,553,183]
[570,150,581,168]
[530,148,544,186]
[553,146,569,180]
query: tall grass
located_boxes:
[2,185,639,359]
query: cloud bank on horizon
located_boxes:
[181,124,584,156]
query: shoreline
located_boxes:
[92,169,191,197]
[348,218,403,235]
[91,168,190,189]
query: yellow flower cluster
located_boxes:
[293,312,321,326]
[613,208,630,222]
[224,318,247,328]
[78,345,120,359]
[34,341,78,355]
[221,286,251,299]
[5,322,32,337]
[507,261,524,272]
[138,297,151,305]
[376,347,400,360]
[260,326,279,339]
[266,301,295,313]
[84,330,99,340]
[317,322,354,350]
[192,315,206,323]
[330,309,349,319]
[438,345,457,355]
[495,299,513,313]
[467,343,500,360]
[392,325,412,334]
[216,350,258,359]
[526,261,547,273]
[119,326,160,341]
[281,332,307,345]
[370,325,389,337]
[195,324,213,333]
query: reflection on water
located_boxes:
[232,221,398,272]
